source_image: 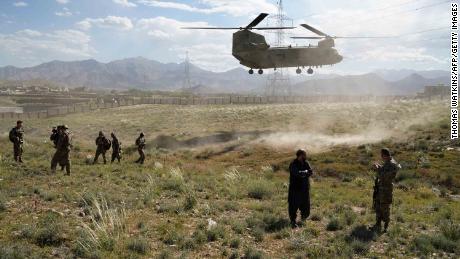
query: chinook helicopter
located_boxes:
[183,13,343,75]
[184,13,385,75]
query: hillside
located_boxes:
[0,57,265,93]
[0,100,459,258]
[0,58,449,95]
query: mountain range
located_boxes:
[0,57,449,95]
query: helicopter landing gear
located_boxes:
[249,69,254,75]
[307,67,314,74]
[296,68,302,74]
[258,69,264,75]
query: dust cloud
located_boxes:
[256,102,442,153]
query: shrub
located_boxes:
[412,235,435,255]
[0,199,6,212]
[310,214,322,221]
[350,240,369,255]
[183,192,197,211]
[34,213,64,247]
[247,179,274,200]
[262,214,290,232]
[441,221,460,241]
[207,226,225,242]
[229,238,240,249]
[127,237,149,255]
[243,247,264,259]
[344,210,357,226]
[326,218,343,231]
[252,227,264,242]
[348,225,376,242]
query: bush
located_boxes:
[310,214,322,221]
[127,237,149,255]
[252,227,264,242]
[34,213,64,247]
[350,240,369,255]
[441,221,460,241]
[243,247,264,259]
[262,214,290,232]
[0,199,6,212]
[247,179,274,200]
[349,225,376,242]
[326,218,343,231]
[207,226,225,242]
[183,192,197,211]
[413,235,433,254]
[229,238,240,249]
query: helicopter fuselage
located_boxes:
[232,30,343,70]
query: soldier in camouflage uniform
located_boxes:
[9,120,24,163]
[135,132,146,164]
[51,125,72,175]
[93,131,109,164]
[111,132,122,163]
[372,148,400,232]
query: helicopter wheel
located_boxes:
[307,68,314,74]
[258,69,263,75]
[249,69,254,75]
[296,68,302,74]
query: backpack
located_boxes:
[104,138,112,150]
[9,128,15,143]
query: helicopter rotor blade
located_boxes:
[246,13,269,29]
[301,24,329,37]
[291,36,395,39]
[254,27,296,30]
[181,27,243,30]
[291,36,325,39]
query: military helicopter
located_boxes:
[184,13,386,75]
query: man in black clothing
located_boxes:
[9,120,24,163]
[111,132,122,163]
[288,149,313,228]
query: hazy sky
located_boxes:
[0,0,450,73]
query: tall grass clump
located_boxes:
[161,167,186,193]
[247,179,275,200]
[76,196,127,253]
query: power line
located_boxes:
[339,0,450,31]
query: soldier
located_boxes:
[51,125,72,175]
[135,132,146,164]
[371,148,400,233]
[93,131,110,164]
[9,120,24,163]
[288,149,313,228]
[111,132,122,163]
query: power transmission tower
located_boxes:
[265,0,293,96]
[183,51,192,89]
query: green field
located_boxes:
[0,100,459,258]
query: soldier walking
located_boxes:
[111,132,122,163]
[93,131,110,164]
[288,149,313,228]
[135,132,146,164]
[51,125,72,175]
[9,120,24,163]
[371,148,400,233]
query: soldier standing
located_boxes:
[93,131,110,164]
[135,132,146,164]
[111,132,122,163]
[9,120,24,163]
[372,148,399,232]
[51,125,72,175]
[288,149,313,228]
